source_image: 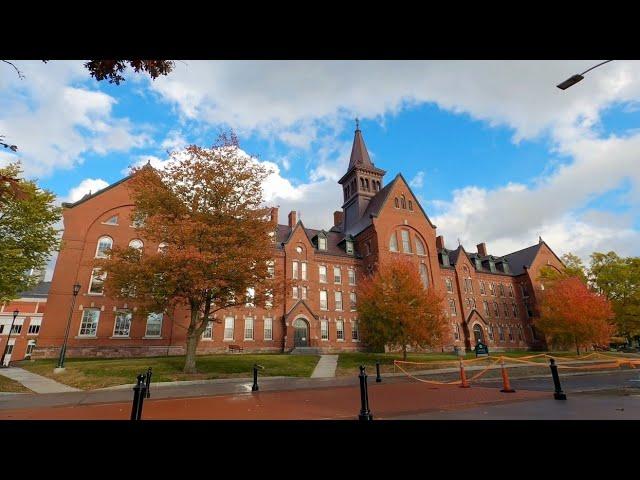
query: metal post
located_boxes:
[0,310,19,368]
[145,367,152,399]
[252,364,259,392]
[57,283,81,370]
[375,361,382,383]
[549,358,567,400]
[131,374,146,420]
[358,365,373,421]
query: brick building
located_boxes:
[1,281,48,365]
[34,127,564,359]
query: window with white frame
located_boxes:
[145,312,163,337]
[445,278,453,293]
[401,230,412,253]
[348,269,356,285]
[301,262,308,280]
[415,236,426,255]
[95,236,113,258]
[265,290,273,309]
[449,298,457,315]
[335,291,343,311]
[498,326,505,341]
[334,267,342,284]
[320,320,329,340]
[28,318,42,335]
[352,321,359,341]
[318,236,327,251]
[489,283,495,296]
[419,263,429,288]
[293,286,299,299]
[389,232,399,252]
[5,339,14,355]
[499,284,505,297]
[479,281,486,295]
[25,339,36,358]
[301,286,307,300]
[79,309,100,336]
[224,317,234,340]
[10,324,22,334]
[202,320,213,339]
[113,311,132,337]
[336,320,344,341]
[488,324,495,341]
[454,323,460,340]
[493,301,500,317]
[267,260,275,278]
[483,300,490,316]
[264,318,273,341]
[129,239,143,250]
[292,261,299,279]
[508,285,514,298]
[246,287,255,307]
[320,290,328,310]
[157,242,168,253]
[319,265,327,283]
[88,268,106,295]
[350,292,357,310]
[244,317,254,340]
[102,215,118,225]
[465,278,473,294]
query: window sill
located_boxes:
[321,339,328,342]
[110,336,131,339]
[201,338,213,341]
[74,335,97,339]
[27,333,40,336]
[223,339,235,342]
[244,339,254,342]
[143,336,163,340]
[337,339,344,342]
[351,339,360,343]
[86,293,104,296]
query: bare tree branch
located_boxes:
[1,60,25,79]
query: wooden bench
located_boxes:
[228,344,243,353]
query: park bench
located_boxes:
[228,344,243,353]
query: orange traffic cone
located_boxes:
[459,360,470,388]
[500,359,515,393]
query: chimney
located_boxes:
[288,210,298,228]
[333,211,344,228]
[436,235,445,250]
[270,207,279,224]
[477,242,488,257]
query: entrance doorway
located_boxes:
[473,324,484,344]
[293,319,309,347]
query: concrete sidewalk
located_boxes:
[311,355,338,378]
[0,368,80,394]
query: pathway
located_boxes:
[311,355,338,378]
[0,367,80,394]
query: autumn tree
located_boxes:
[0,163,61,302]
[99,135,282,373]
[357,257,448,360]
[536,276,614,355]
[589,251,640,344]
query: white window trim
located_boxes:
[78,309,100,337]
[264,318,273,341]
[244,317,254,341]
[223,317,235,341]
[88,268,106,296]
[112,311,132,338]
[145,313,163,338]
[95,236,113,259]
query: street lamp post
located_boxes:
[1,310,20,368]
[556,60,614,90]
[55,283,81,372]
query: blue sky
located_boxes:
[1,60,639,277]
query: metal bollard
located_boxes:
[130,374,147,420]
[145,367,152,399]
[549,358,567,400]
[252,364,264,392]
[358,365,373,421]
[375,361,382,383]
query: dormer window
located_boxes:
[346,240,354,255]
[317,233,327,251]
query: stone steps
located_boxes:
[291,347,321,355]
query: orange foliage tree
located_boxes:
[536,276,614,354]
[99,134,283,373]
[357,257,448,360]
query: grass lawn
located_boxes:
[0,374,31,393]
[336,351,580,377]
[17,354,320,390]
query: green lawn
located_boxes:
[17,354,320,390]
[335,351,578,377]
[0,374,31,393]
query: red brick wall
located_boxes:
[1,298,44,363]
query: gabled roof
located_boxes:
[501,243,542,276]
[284,299,319,320]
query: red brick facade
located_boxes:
[34,127,564,359]
[1,285,47,365]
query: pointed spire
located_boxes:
[348,121,373,169]
[539,235,543,244]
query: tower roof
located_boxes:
[348,126,373,169]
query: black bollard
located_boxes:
[130,374,147,420]
[375,361,382,383]
[145,367,152,399]
[549,358,567,400]
[358,365,373,421]
[252,364,259,392]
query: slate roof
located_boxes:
[502,243,543,275]
[275,223,357,258]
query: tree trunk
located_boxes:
[402,345,407,361]
[184,331,199,374]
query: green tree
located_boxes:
[590,252,640,343]
[0,163,61,302]
[539,252,587,284]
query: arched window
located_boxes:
[473,324,484,344]
[157,242,168,253]
[95,236,113,258]
[415,236,426,255]
[394,197,399,208]
[389,232,398,252]
[365,178,370,191]
[360,177,365,189]
[129,239,144,250]
[419,263,429,288]
[401,195,406,209]
[408,200,413,211]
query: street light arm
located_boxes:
[579,60,613,76]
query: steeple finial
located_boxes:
[355,117,360,131]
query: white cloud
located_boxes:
[0,60,149,177]
[410,171,425,188]
[65,178,109,203]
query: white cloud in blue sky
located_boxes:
[2,60,640,280]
